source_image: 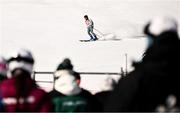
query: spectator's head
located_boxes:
[54,69,81,96]
[0,56,8,80]
[56,58,73,71]
[55,58,81,81]
[54,59,81,95]
[84,15,89,20]
[100,76,116,91]
[7,48,34,78]
[144,16,178,47]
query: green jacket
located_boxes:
[49,89,101,112]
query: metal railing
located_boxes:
[33,71,124,91]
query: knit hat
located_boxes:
[56,58,73,71]
[144,16,178,37]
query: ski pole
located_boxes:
[93,28,104,36]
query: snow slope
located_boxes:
[0,0,179,92]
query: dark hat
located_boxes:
[56,58,73,71]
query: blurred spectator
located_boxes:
[49,59,101,112]
[0,56,8,82]
[104,16,180,112]
[0,56,8,111]
[0,49,52,112]
[95,76,116,110]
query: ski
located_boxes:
[79,40,93,42]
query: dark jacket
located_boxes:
[95,90,113,110]
[104,32,180,111]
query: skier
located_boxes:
[84,15,98,41]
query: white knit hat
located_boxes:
[145,16,178,36]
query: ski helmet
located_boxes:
[8,48,34,77]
